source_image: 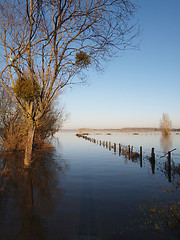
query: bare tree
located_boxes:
[160,113,172,135]
[0,0,138,166]
[0,85,66,151]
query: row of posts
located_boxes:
[77,134,144,159]
[76,134,172,180]
[87,137,145,158]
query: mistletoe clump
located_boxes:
[75,51,91,67]
[14,77,40,101]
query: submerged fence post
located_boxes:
[168,151,171,163]
[140,146,142,157]
[168,151,172,182]
[109,142,111,151]
[152,148,155,160]
[114,143,116,153]
[151,148,155,174]
[119,144,121,155]
[128,145,131,154]
[140,146,142,167]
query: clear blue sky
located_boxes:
[61,0,180,129]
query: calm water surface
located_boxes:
[0,131,179,240]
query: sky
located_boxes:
[61,0,180,129]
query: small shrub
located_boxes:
[0,118,27,151]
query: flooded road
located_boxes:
[0,131,179,240]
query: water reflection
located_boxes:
[76,134,180,189]
[0,149,68,240]
[160,134,172,153]
[149,155,155,174]
[1,132,180,240]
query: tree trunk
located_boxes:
[24,123,35,167]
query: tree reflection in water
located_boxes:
[160,134,172,153]
[0,149,68,240]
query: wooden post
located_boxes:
[109,142,111,151]
[140,146,142,167]
[168,151,171,182]
[100,140,101,146]
[128,145,131,154]
[114,143,116,152]
[168,151,171,163]
[106,141,108,148]
[140,146,142,157]
[151,148,155,174]
[151,148,155,159]
[119,143,121,156]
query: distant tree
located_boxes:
[0,0,139,166]
[160,113,172,135]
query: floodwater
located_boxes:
[0,131,180,240]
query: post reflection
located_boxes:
[0,149,68,240]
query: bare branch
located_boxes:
[0,0,139,123]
